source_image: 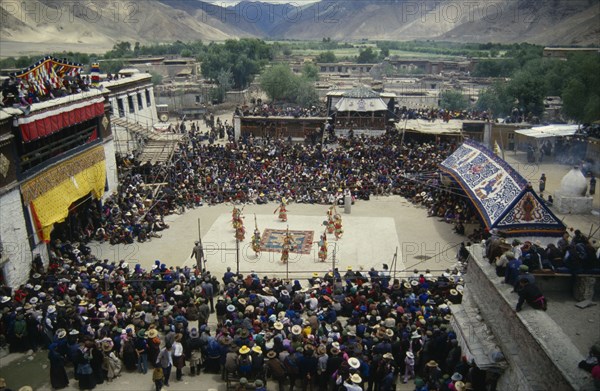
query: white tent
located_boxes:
[514,124,579,138]
[395,119,463,135]
[334,97,388,112]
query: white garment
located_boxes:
[172,341,183,357]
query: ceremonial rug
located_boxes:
[260,229,314,254]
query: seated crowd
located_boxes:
[0,239,483,391]
[63,135,477,245]
[486,228,600,312]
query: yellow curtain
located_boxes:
[22,146,106,242]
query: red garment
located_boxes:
[592,364,600,380]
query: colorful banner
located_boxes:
[21,146,106,242]
[12,56,82,98]
[17,97,104,142]
[440,140,565,236]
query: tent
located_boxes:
[440,140,566,237]
[395,119,463,135]
[334,86,388,112]
[514,124,579,139]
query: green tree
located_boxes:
[211,69,233,103]
[379,47,390,60]
[475,83,514,117]
[439,90,469,111]
[356,47,378,64]
[301,63,319,81]
[316,51,337,63]
[561,54,600,123]
[149,71,163,86]
[260,64,297,102]
[508,69,546,117]
[295,78,319,107]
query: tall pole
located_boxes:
[332,243,336,275]
[236,238,240,276]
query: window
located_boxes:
[195,95,201,103]
[145,89,151,107]
[128,96,135,113]
[117,98,125,117]
[137,93,143,110]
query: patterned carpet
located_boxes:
[259,229,314,254]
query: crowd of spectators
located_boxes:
[238,102,324,118]
[1,74,95,107]
[53,132,480,245]
[488,229,600,278]
[395,107,492,122]
[0,239,488,391]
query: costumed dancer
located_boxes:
[281,227,294,264]
[232,207,241,230]
[235,213,245,241]
[274,198,288,222]
[90,62,101,87]
[252,215,261,256]
[334,213,343,240]
[326,206,336,234]
[318,231,328,262]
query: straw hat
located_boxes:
[350,373,362,384]
[348,357,360,369]
[383,352,394,360]
[273,321,284,330]
[266,350,277,359]
[455,381,466,391]
[406,351,414,359]
[19,386,33,391]
[291,325,302,335]
[252,346,262,354]
[426,360,438,368]
[239,345,251,355]
[56,329,67,339]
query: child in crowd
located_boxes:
[152,366,164,391]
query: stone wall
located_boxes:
[0,189,32,288]
[465,244,590,390]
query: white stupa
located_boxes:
[554,167,592,213]
[559,168,588,196]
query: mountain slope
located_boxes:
[1,0,598,49]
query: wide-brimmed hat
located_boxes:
[383,352,394,360]
[137,329,147,338]
[449,289,459,296]
[0,296,10,304]
[291,325,302,335]
[18,386,33,391]
[239,345,251,354]
[348,357,360,369]
[451,372,463,382]
[147,329,158,339]
[227,304,236,312]
[406,351,414,359]
[426,360,438,367]
[330,347,340,355]
[410,280,419,286]
[56,329,67,339]
[411,331,421,339]
[385,329,394,338]
[252,346,262,354]
[238,298,247,305]
[273,321,284,330]
[350,373,362,384]
[102,341,113,352]
[266,350,277,359]
[455,381,466,391]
